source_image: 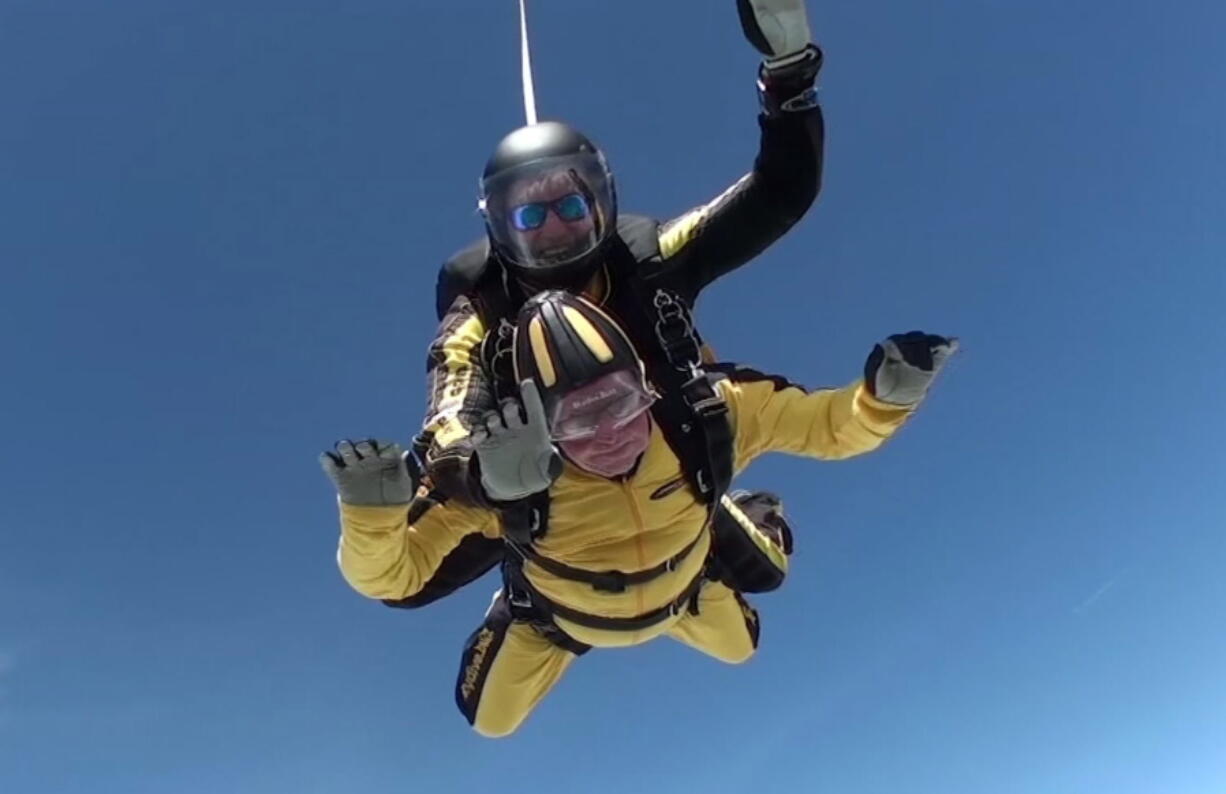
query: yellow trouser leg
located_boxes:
[455,596,581,738]
[666,580,761,664]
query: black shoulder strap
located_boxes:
[677,366,734,502]
[499,491,550,546]
[635,288,734,507]
[603,223,735,510]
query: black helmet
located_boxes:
[479,121,617,288]
[513,290,649,419]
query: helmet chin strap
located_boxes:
[519,0,538,125]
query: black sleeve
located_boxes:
[658,103,825,304]
[436,265,463,321]
[381,534,504,609]
[376,493,504,610]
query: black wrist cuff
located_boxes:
[758,44,823,115]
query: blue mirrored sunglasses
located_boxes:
[509,193,592,231]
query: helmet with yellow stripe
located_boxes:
[513,291,655,445]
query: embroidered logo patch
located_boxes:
[460,628,496,700]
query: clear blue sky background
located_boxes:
[3,1,1224,792]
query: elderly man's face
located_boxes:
[550,369,654,478]
[506,171,597,263]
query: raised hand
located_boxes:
[319,439,416,506]
[471,380,563,502]
[865,332,959,406]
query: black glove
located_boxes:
[758,44,822,114]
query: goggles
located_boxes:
[549,370,656,442]
[510,193,592,231]
[480,152,614,269]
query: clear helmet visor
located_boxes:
[480,152,616,270]
[548,369,656,442]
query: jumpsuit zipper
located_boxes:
[620,479,649,617]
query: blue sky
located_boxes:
[3,1,1224,792]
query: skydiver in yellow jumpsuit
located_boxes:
[321,291,956,737]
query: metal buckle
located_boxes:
[692,397,729,421]
[486,318,518,398]
[508,585,533,610]
[653,290,701,372]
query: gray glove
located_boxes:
[472,380,563,502]
[865,332,959,406]
[319,439,416,507]
[737,0,814,68]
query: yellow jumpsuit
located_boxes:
[335,370,914,736]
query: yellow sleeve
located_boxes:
[721,370,916,472]
[335,498,499,601]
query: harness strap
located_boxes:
[499,493,550,547]
[506,564,707,633]
[680,371,735,501]
[636,286,734,508]
[479,317,518,402]
[507,528,705,593]
[404,429,432,492]
[651,289,703,372]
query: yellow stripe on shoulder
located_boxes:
[450,312,486,348]
[658,209,709,260]
[658,175,751,259]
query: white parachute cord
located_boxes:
[519,0,538,125]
